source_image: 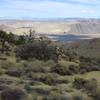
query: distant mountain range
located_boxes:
[0,18,100,35]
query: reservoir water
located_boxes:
[47,34,91,41]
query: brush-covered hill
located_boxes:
[60,38,100,58]
[0,37,100,100]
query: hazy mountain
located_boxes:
[0,18,100,35]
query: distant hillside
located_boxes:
[0,19,100,35]
[61,38,100,58]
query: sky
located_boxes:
[0,0,100,19]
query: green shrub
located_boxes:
[3,62,25,77]
[51,84,73,94]
[43,73,59,85]
[1,88,27,100]
[18,60,55,73]
[0,75,21,86]
[0,69,6,75]
[44,60,56,68]
[28,73,59,85]
[73,77,97,97]
[73,77,87,89]
[73,95,82,100]
[72,91,92,100]
[0,84,9,91]
[80,62,100,73]
[24,84,51,95]
[95,87,100,100]
[0,61,15,70]
[72,92,82,100]
[51,60,80,75]
[16,41,58,61]
[43,93,73,100]
[55,76,69,84]
[4,60,55,78]
[5,69,22,77]
[84,79,97,95]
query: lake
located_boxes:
[46,34,92,41]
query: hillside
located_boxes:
[60,38,100,58]
[0,29,100,100]
[0,19,100,35]
[0,37,100,100]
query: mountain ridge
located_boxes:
[0,18,100,35]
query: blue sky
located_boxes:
[0,0,100,19]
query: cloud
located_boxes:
[81,9,95,14]
[53,0,98,6]
[32,0,100,6]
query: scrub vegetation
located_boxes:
[0,30,100,100]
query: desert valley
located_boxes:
[0,19,100,41]
[0,18,100,100]
[0,0,100,99]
